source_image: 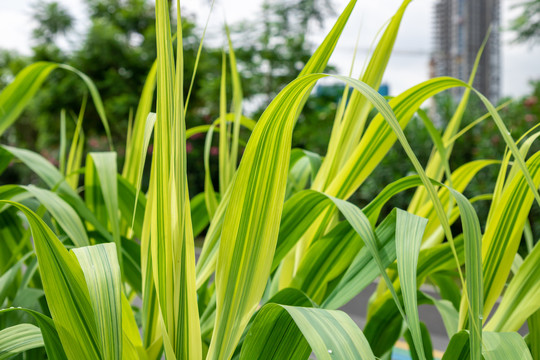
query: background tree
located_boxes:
[510,0,540,45]
[31,0,74,61]
[0,0,340,195]
[228,0,334,109]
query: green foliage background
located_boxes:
[1,0,539,241]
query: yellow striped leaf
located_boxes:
[73,244,122,360]
[0,324,44,359]
[0,201,100,359]
[241,304,374,360]
[395,209,428,360]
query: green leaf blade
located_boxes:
[73,243,123,360]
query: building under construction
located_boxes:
[431,0,500,103]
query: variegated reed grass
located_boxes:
[0,0,539,359]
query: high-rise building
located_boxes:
[432,0,500,103]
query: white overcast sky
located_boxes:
[1,0,539,98]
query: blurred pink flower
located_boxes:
[210,146,218,156]
[524,96,538,108]
[186,142,193,153]
[40,149,58,166]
